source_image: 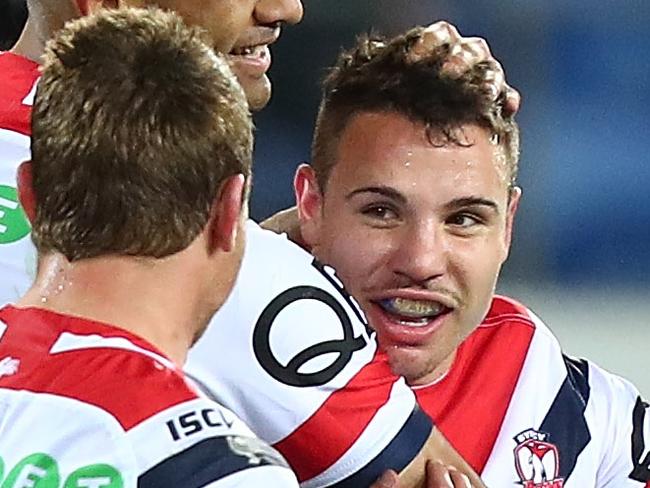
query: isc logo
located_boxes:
[165,407,234,441]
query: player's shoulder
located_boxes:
[0,306,199,430]
[491,295,642,411]
[484,295,560,343]
[486,296,642,402]
[579,355,649,484]
[242,220,314,274]
[53,346,299,486]
[486,294,532,318]
[481,295,553,345]
[226,220,368,327]
[0,314,299,486]
[583,354,643,410]
[47,336,201,430]
[488,296,641,400]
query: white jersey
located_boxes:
[0,305,299,487]
[0,52,38,307]
[413,296,650,488]
[186,222,432,487]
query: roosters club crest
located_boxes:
[514,429,564,488]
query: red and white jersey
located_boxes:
[0,52,38,307]
[186,222,432,487]
[415,295,650,488]
[0,305,299,487]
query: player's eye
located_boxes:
[360,203,400,224]
[446,212,482,228]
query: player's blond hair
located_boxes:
[30,7,253,260]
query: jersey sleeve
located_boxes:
[0,391,298,487]
[588,362,650,487]
[185,222,432,487]
[128,397,299,487]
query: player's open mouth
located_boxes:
[376,298,450,327]
[227,43,272,75]
[230,44,269,58]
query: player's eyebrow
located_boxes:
[445,196,500,215]
[345,186,407,204]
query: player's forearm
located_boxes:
[260,206,308,249]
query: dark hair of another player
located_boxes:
[30,7,253,261]
[311,27,520,192]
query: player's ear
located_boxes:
[502,185,522,260]
[16,161,36,224]
[208,174,246,253]
[294,163,323,248]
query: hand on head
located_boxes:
[407,21,520,116]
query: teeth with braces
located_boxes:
[379,297,445,319]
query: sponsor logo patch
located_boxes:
[0,454,123,487]
[0,185,30,245]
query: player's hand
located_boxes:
[425,461,475,488]
[407,20,520,116]
[371,469,402,488]
[259,206,310,249]
[371,461,480,488]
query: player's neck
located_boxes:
[17,253,210,366]
[10,19,45,64]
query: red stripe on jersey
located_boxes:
[273,349,398,482]
[0,52,39,137]
[0,306,197,430]
[414,296,536,474]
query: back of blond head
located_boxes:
[30,7,253,261]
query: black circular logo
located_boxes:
[253,286,367,387]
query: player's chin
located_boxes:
[240,75,271,112]
[382,343,432,384]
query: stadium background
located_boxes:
[2,1,648,397]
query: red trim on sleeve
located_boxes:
[273,349,398,482]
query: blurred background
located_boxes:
[2,0,648,396]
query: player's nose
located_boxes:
[255,0,304,26]
[391,221,447,285]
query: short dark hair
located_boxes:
[31,7,253,261]
[312,27,520,191]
